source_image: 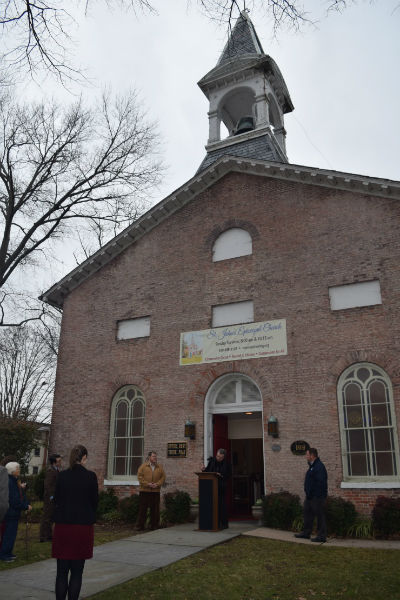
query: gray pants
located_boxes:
[303,497,327,538]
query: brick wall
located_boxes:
[50,172,400,514]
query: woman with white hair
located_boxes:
[0,462,31,562]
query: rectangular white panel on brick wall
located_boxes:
[329,281,382,311]
[117,317,150,339]
[212,300,254,327]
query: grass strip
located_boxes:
[89,535,400,600]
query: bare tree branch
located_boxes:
[0,324,56,421]
[0,0,155,82]
[0,87,163,325]
[0,2,391,82]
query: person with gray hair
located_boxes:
[201,448,232,529]
[0,462,31,562]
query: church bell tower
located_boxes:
[197,11,294,172]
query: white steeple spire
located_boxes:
[197,12,294,172]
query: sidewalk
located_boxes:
[0,521,399,599]
[246,526,400,549]
[0,521,254,599]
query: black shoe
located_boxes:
[311,536,326,543]
[294,532,310,539]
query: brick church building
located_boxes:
[42,12,400,515]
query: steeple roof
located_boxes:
[217,10,264,65]
[197,12,294,172]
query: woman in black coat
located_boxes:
[52,445,98,600]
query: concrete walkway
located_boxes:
[1,522,399,599]
[247,526,400,549]
[0,522,254,599]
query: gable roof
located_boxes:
[40,157,400,309]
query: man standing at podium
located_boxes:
[202,448,231,529]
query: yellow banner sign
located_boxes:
[180,319,287,366]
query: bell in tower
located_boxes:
[197,11,294,173]
[234,116,255,136]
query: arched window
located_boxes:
[108,386,145,480]
[212,228,252,262]
[337,364,399,481]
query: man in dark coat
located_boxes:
[0,464,8,547]
[202,448,232,529]
[40,453,62,542]
[0,465,8,523]
[295,447,328,543]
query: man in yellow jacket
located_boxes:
[136,451,166,530]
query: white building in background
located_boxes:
[27,424,50,475]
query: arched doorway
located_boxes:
[204,373,264,517]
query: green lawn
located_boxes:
[89,536,400,600]
[0,521,135,571]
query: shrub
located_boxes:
[164,490,191,524]
[372,496,400,536]
[347,515,374,538]
[97,488,119,519]
[119,494,140,524]
[32,469,46,501]
[292,514,304,533]
[262,491,302,530]
[326,496,357,536]
[101,509,123,524]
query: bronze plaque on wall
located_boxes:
[167,442,187,458]
[290,440,310,456]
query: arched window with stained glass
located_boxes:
[337,363,400,482]
[108,386,145,480]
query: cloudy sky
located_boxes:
[18,0,400,292]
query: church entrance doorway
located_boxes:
[204,374,264,518]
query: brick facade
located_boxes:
[50,171,400,515]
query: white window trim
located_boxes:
[337,362,400,483]
[107,386,145,481]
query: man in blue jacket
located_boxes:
[0,465,8,523]
[295,448,328,543]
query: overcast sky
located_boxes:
[18,0,400,293]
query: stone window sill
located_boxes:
[341,481,400,489]
[103,479,140,486]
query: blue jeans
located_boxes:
[0,518,19,559]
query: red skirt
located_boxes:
[52,523,94,560]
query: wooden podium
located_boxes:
[197,472,220,531]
